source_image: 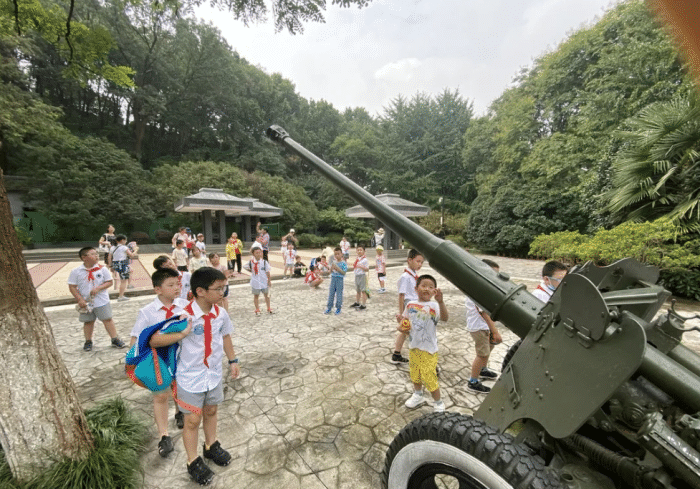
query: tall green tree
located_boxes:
[606,96,700,233]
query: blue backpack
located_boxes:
[125,317,187,392]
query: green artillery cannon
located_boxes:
[267,124,700,489]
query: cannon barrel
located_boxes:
[266,125,700,417]
[266,125,541,339]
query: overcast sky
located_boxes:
[196,0,619,117]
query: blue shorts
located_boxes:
[112,260,130,280]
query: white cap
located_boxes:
[290,228,295,233]
[251,243,263,252]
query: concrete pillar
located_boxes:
[203,211,213,244]
[243,216,251,242]
[216,210,226,244]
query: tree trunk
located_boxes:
[0,170,93,482]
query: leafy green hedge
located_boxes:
[0,397,147,489]
[529,220,700,300]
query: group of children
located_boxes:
[68,237,568,485]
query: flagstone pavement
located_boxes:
[41,255,700,489]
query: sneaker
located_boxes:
[324,308,332,315]
[202,440,231,466]
[350,302,360,308]
[111,337,126,348]
[127,284,135,289]
[175,411,184,429]
[391,353,409,364]
[158,435,174,457]
[187,456,214,485]
[434,401,445,413]
[358,304,366,310]
[378,288,386,293]
[268,309,274,314]
[480,368,498,380]
[404,391,426,409]
[335,308,342,315]
[117,296,130,302]
[255,309,261,316]
[467,380,491,394]
[83,340,93,352]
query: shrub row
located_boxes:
[529,220,700,300]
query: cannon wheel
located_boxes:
[501,339,523,373]
[381,412,561,489]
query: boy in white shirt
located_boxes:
[195,233,206,253]
[129,268,191,457]
[397,274,449,412]
[150,267,240,486]
[172,240,189,271]
[391,249,424,364]
[465,259,504,394]
[67,247,126,351]
[153,255,192,302]
[350,246,369,310]
[532,260,568,303]
[243,243,273,315]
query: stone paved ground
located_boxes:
[42,255,700,489]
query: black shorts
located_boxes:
[378,272,386,278]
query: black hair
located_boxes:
[542,260,568,278]
[153,255,171,270]
[408,248,423,260]
[208,252,219,261]
[176,239,184,246]
[116,234,127,242]
[334,247,342,252]
[79,247,95,258]
[482,258,499,270]
[190,267,226,297]
[416,274,437,287]
[309,264,316,271]
[152,268,179,287]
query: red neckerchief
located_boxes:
[252,258,259,275]
[87,265,101,281]
[177,271,183,288]
[184,301,219,368]
[161,304,176,319]
[536,284,551,296]
[404,268,418,280]
[354,258,359,268]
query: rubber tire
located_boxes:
[381,412,561,489]
[501,339,523,373]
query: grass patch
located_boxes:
[0,397,148,489]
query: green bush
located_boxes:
[0,397,147,489]
[323,233,343,247]
[154,229,173,244]
[529,220,700,299]
[660,269,700,302]
[128,231,151,244]
[297,233,325,249]
[445,234,468,247]
[13,225,32,246]
[355,231,372,247]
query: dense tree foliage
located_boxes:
[3,0,700,256]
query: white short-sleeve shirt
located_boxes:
[403,300,440,354]
[465,296,490,332]
[244,258,270,289]
[397,268,419,303]
[353,256,368,276]
[130,297,189,340]
[67,264,113,307]
[177,301,234,393]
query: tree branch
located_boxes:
[65,0,75,61]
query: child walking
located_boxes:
[109,234,137,302]
[67,247,126,351]
[466,259,503,394]
[398,274,448,412]
[129,268,191,457]
[150,267,240,486]
[243,243,273,315]
[392,249,424,364]
[350,245,369,310]
[324,247,347,315]
[375,245,387,293]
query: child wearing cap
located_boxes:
[195,233,206,253]
[243,243,273,315]
[375,245,387,293]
